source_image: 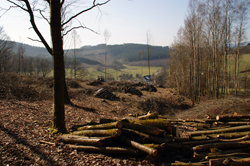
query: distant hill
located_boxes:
[13,42,169,66]
[79,43,170,62]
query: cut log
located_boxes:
[99,118,117,124]
[122,128,170,143]
[120,136,158,156]
[194,147,250,160]
[205,152,250,160]
[171,161,208,166]
[75,122,122,131]
[183,134,250,145]
[193,152,207,160]
[209,157,250,166]
[137,112,158,120]
[135,119,172,131]
[161,142,191,149]
[121,122,159,136]
[67,145,143,155]
[144,144,164,151]
[193,141,250,152]
[224,121,250,125]
[72,128,121,137]
[216,114,250,121]
[57,135,108,146]
[159,129,167,137]
[188,125,250,137]
[206,131,250,139]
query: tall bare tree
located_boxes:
[138,50,144,79]
[6,0,111,132]
[146,31,151,78]
[71,30,81,79]
[104,29,111,81]
[0,26,15,73]
[16,43,25,74]
[234,0,250,96]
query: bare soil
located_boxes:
[0,73,249,165]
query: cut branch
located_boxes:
[57,135,108,146]
[72,128,121,137]
[193,141,250,152]
[209,157,250,166]
[75,122,122,131]
[216,114,250,121]
[120,136,158,156]
[188,125,250,137]
[121,122,160,136]
[122,128,170,144]
[67,145,142,155]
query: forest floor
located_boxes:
[0,73,250,166]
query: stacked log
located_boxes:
[169,114,250,165]
[57,114,171,157]
[57,113,250,165]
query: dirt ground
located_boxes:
[0,74,249,165]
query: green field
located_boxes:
[85,65,162,80]
[229,54,250,77]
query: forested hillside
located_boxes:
[17,42,169,65]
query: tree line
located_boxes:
[0,27,52,77]
[169,0,250,105]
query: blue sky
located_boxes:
[1,0,249,48]
[0,0,189,48]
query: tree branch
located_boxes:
[63,25,99,37]
[27,37,43,43]
[7,0,52,55]
[6,0,28,12]
[61,0,111,27]
[39,9,50,24]
[61,0,65,7]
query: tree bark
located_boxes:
[75,122,122,131]
[184,134,250,145]
[216,115,250,121]
[193,141,250,152]
[135,119,171,131]
[50,0,66,132]
[209,157,250,166]
[121,122,159,136]
[67,145,142,155]
[72,128,121,137]
[122,128,170,144]
[57,135,105,146]
[120,136,158,156]
[205,152,250,160]
[188,125,250,137]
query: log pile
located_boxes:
[57,113,250,165]
[58,113,171,158]
[170,114,250,165]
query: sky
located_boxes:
[0,0,249,49]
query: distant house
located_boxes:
[143,75,151,82]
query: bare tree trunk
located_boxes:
[51,0,66,131]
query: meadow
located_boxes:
[84,65,162,80]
